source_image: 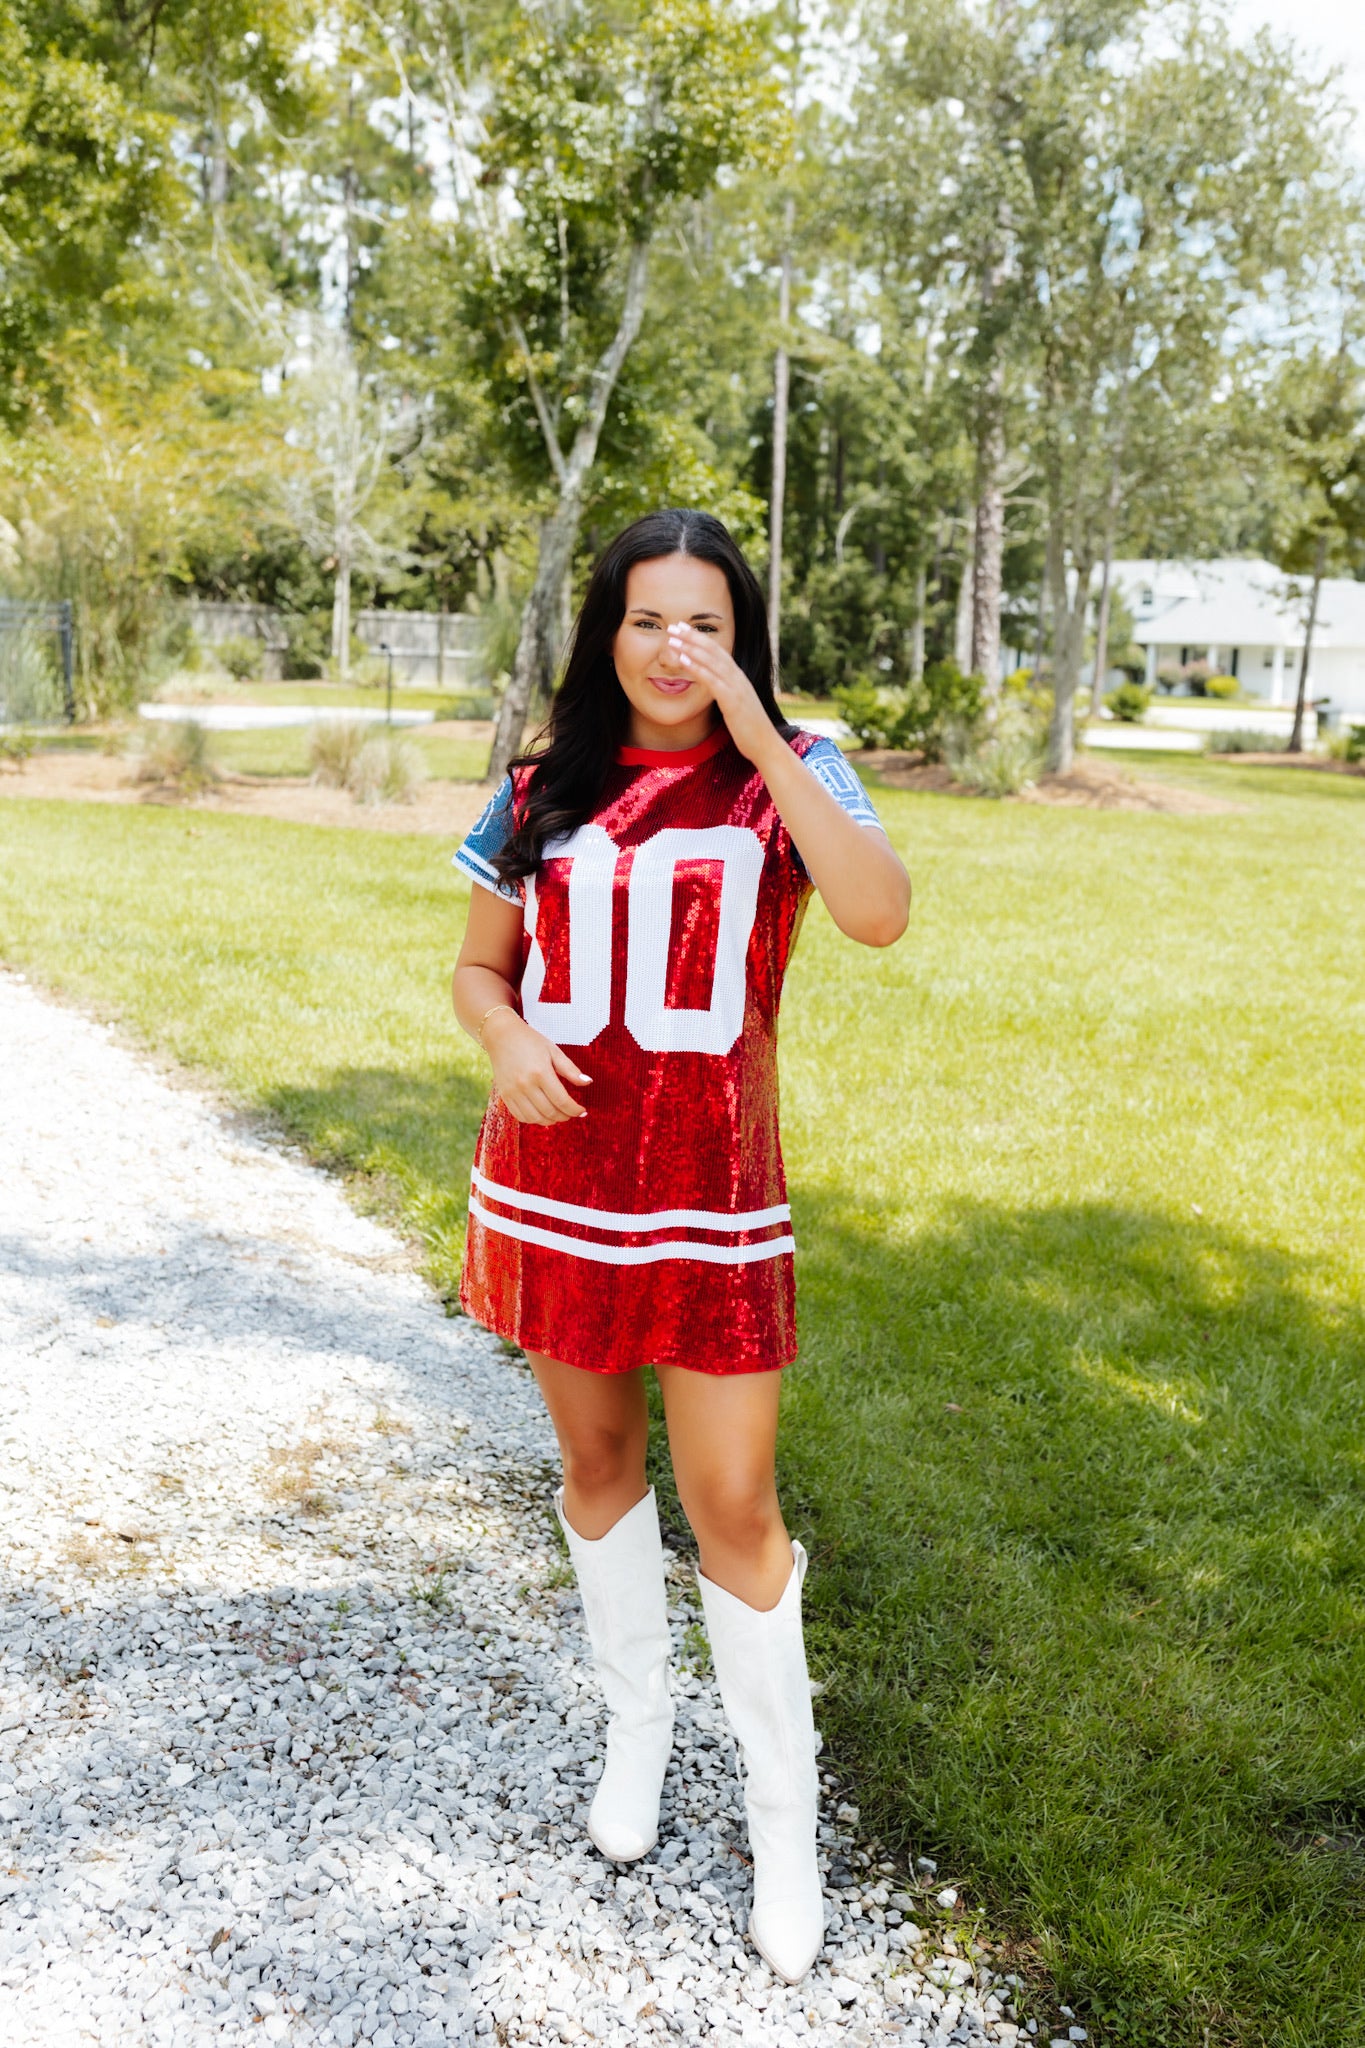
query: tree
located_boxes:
[0,6,179,426]
[398,0,785,780]
[1269,334,1365,751]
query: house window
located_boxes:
[1263,650,1273,667]
[1230,649,1239,677]
[1140,586,1153,609]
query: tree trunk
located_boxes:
[1088,539,1114,721]
[1287,531,1327,754]
[1047,557,1093,774]
[331,526,353,682]
[767,200,794,675]
[486,242,651,782]
[954,514,976,672]
[970,386,1005,696]
[911,559,927,683]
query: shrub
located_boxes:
[1205,673,1239,700]
[1182,660,1211,696]
[0,727,36,768]
[309,718,369,789]
[215,634,263,682]
[891,660,985,762]
[1110,640,1148,679]
[1156,661,1183,692]
[1205,728,1283,755]
[351,731,427,805]
[133,718,218,794]
[831,675,893,748]
[945,700,1044,796]
[1324,722,1365,764]
[1105,681,1151,724]
[283,610,329,681]
[835,660,986,762]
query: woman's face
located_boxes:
[611,553,735,748]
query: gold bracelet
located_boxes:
[476,1002,519,1049]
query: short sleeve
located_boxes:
[452,775,524,902]
[793,735,887,844]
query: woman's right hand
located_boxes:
[484,1011,590,1124]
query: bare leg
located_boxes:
[654,1364,792,1609]
[527,1351,650,1539]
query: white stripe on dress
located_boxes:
[467,1196,795,1267]
[471,1166,790,1234]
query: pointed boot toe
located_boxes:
[586,1719,673,1861]
[749,1878,826,1984]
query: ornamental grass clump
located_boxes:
[946,699,1046,796]
[132,718,218,796]
[308,717,368,790]
[350,731,427,806]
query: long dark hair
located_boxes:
[492,508,794,884]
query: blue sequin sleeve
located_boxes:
[791,736,886,869]
[451,776,524,902]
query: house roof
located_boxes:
[1112,558,1365,652]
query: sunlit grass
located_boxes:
[0,764,1362,2048]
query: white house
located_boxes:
[1109,558,1365,723]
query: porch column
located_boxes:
[1145,642,1158,686]
[1270,645,1285,704]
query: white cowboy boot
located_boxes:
[554,1486,675,1862]
[697,1541,826,1984]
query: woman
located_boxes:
[450,509,909,1984]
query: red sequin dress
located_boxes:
[452,725,885,1374]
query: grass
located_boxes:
[0,764,1362,2047]
[159,676,487,716]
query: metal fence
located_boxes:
[0,599,76,723]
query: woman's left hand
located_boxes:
[666,622,781,766]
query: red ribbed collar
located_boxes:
[615,724,730,769]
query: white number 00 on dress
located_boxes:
[520,823,764,1054]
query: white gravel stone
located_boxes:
[0,969,1014,2045]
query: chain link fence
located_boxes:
[0,600,76,724]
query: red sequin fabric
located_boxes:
[455,726,867,1374]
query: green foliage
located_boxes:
[215,635,264,682]
[831,676,893,748]
[307,717,426,804]
[283,612,330,682]
[834,660,985,762]
[132,717,217,795]
[945,699,1045,796]
[351,731,426,806]
[0,725,35,766]
[308,718,368,791]
[1206,729,1283,755]
[461,0,786,489]
[0,8,180,425]
[1345,723,1365,765]
[1106,681,1151,724]
[0,623,63,723]
[1205,673,1240,700]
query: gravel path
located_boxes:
[0,971,1029,2048]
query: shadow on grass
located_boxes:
[765,1189,1365,2048]
[260,1061,490,1302]
[249,1058,1365,2046]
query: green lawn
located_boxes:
[157,676,491,716]
[201,724,492,783]
[1,765,1362,2048]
